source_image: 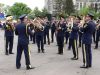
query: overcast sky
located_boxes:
[0,0,45,10]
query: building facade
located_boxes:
[45,0,100,15]
[45,0,55,14]
[75,0,100,11]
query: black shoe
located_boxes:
[26,65,35,70]
[68,48,71,50]
[80,66,89,69]
[16,66,21,69]
[59,53,63,55]
[16,64,21,69]
[38,49,40,53]
[44,43,46,44]
[5,52,9,55]
[9,52,14,54]
[57,53,63,55]
[42,49,45,53]
[48,42,50,45]
[94,47,98,49]
[71,57,78,60]
[78,45,81,48]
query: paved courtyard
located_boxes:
[0,29,100,75]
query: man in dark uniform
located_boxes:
[57,17,66,55]
[69,16,80,60]
[51,17,56,43]
[94,19,100,49]
[44,17,50,45]
[80,13,95,68]
[15,14,34,70]
[34,18,45,53]
[4,15,14,55]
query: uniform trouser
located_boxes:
[82,44,92,67]
[93,31,96,43]
[33,33,36,43]
[65,32,69,44]
[70,39,78,58]
[5,36,14,53]
[79,33,82,47]
[95,32,100,48]
[44,32,50,44]
[57,36,64,54]
[68,38,72,49]
[16,43,31,68]
[36,35,44,50]
[51,30,55,42]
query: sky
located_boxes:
[0,0,45,10]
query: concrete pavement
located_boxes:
[0,30,100,75]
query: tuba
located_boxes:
[32,18,43,31]
[6,16,15,31]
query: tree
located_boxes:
[63,0,74,15]
[41,8,49,17]
[55,0,63,13]
[79,7,90,16]
[3,5,11,15]
[33,7,42,17]
[55,0,74,15]
[0,3,4,12]
[10,2,31,19]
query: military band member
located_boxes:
[80,13,96,68]
[57,17,66,55]
[44,17,50,45]
[33,18,45,53]
[69,16,80,60]
[4,15,14,55]
[51,17,56,43]
[94,19,100,49]
[15,14,34,70]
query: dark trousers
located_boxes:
[5,36,14,54]
[82,44,92,67]
[33,33,36,43]
[51,30,55,42]
[93,31,96,43]
[57,35,64,54]
[68,38,72,50]
[16,44,31,68]
[36,35,44,50]
[95,31,100,48]
[65,32,69,44]
[79,33,82,47]
[44,32,50,44]
[70,39,78,58]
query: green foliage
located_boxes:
[28,7,49,18]
[63,0,74,15]
[10,2,31,19]
[79,6,100,19]
[55,0,74,15]
[41,8,49,17]
[33,7,42,17]
[4,5,11,15]
[79,7,90,16]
